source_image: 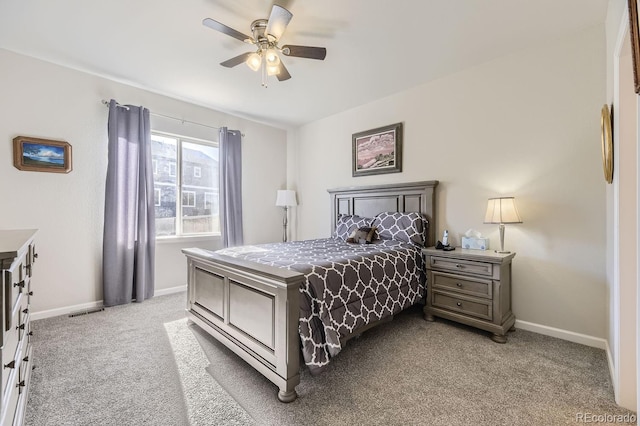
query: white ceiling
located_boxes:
[0,0,608,128]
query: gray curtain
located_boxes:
[219,127,243,247]
[102,99,155,306]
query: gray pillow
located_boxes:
[333,214,373,240]
[372,212,428,246]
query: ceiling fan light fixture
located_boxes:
[246,52,262,71]
[203,4,326,86]
[264,49,280,66]
[266,64,280,76]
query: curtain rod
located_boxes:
[100,99,244,136]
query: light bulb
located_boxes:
[267,64,280,76]
[264,49,280,67]
[246,52,262,72]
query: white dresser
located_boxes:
[0,230,37,426]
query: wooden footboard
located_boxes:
[182,248,304,402]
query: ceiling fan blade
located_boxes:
[265,5,293,40]
[281,45,327,60]
[220,52,254,68]
[203,18,252,43]
[275,61,291,81]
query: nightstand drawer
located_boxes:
[432,291,492,321]
[432,272,492,299]
[430,256,493,277]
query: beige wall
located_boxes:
[290,25,607,338]
[0,48,287,315]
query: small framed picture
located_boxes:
[629,0,640,93]
[13,136,72,173]
[352,122,403,177]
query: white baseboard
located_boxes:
[31,285,188,321]
[155,285,187,296]
[31,300,104,321]
[515,319,607,350]
[605,340,617,394]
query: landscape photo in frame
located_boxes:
[13,136,72,173]
[352,123,403,177]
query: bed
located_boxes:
[182,180,438,402]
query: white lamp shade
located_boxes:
[276,190,297,207]
[484,197,522,224]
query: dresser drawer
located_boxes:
[4,257,29,334]
[1,338,18,403]
[1,365,19,426]
[432,291,493,321]
[430,256,493,277]
[432,272,492,299]
[18,344,32,396]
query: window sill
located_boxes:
[156,234,221,245]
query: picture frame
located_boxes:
[352,122,403,177]
[628,0,640,94]
[13,136,72,173]
[601,104,613,184]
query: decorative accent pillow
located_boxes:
[333,214,373,240]
[372,212,428,246]
[346,226,378,244]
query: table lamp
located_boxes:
[484,197,522,254]
[276,190,297,242]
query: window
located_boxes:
[204,192,215,211]
[151,132,220,237]
[182,191,196,207]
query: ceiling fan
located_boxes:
[203,4,327,87]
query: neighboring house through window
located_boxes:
[151,132,220,237]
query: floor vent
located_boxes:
[68,307,105,318]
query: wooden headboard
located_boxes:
[327,180,439,247]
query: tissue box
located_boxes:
[461,237,490,250]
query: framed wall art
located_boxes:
[13,136,72,173]
[352,122,403,177]
[601,104,613,184]
[629,0,640,93]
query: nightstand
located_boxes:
[422,247,516,343]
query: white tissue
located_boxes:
[464,228,483,238]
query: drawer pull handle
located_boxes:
[28,291,34,296]
[456,302,462,307]
[455,264,464,269]
[17,323,25,331]
[33,253,38,259]
[17,380,25,388]
[23,356,29,363]
[22,308,28,314]
[4,361,15,369]
[456,282,462,287]
[14,280,25,289]
[27,331,33,337]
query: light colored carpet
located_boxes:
[25,292,251,426]
[190,304,635,426]
[164,319,254,425]
[25,292,636,425]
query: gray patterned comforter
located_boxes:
[217,238,425,373]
